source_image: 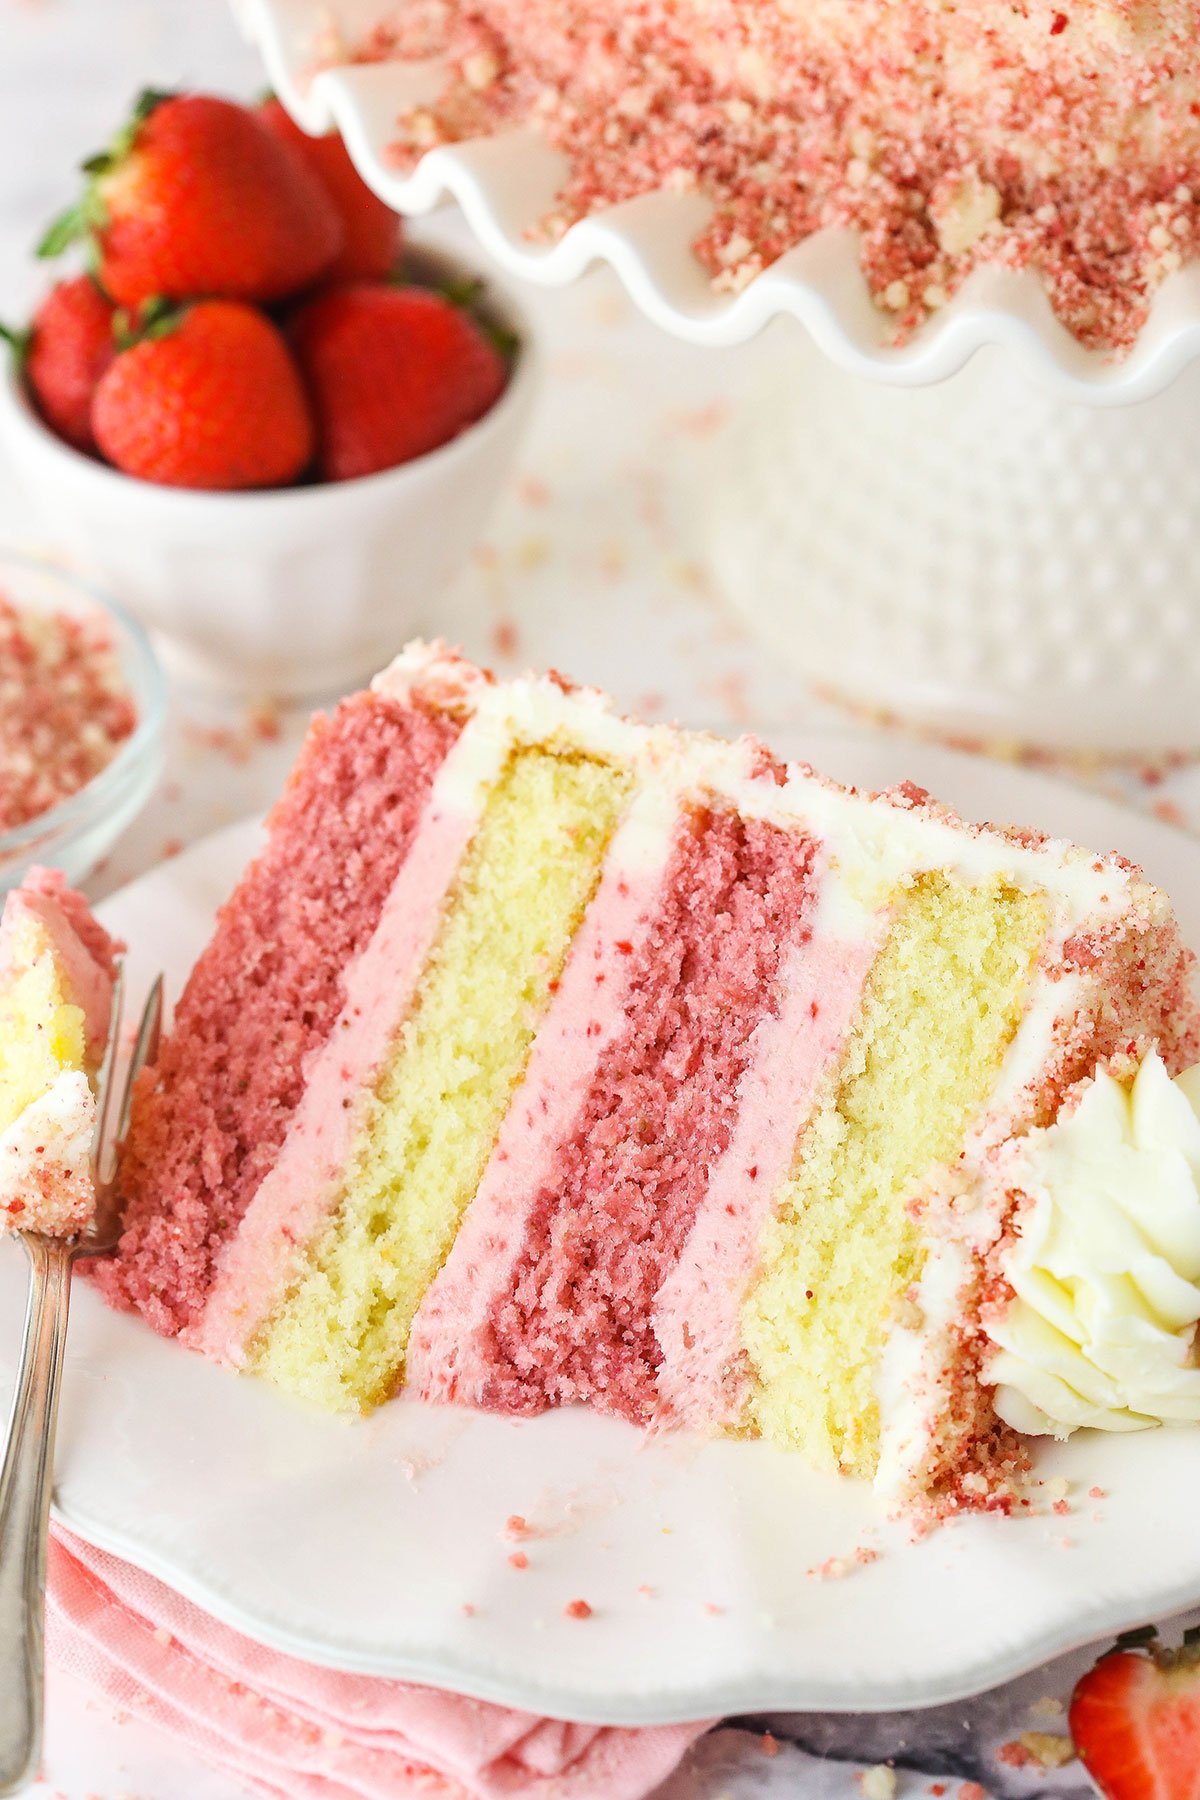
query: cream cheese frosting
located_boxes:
[988,1050,1200,1437]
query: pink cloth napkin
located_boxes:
[47,1526,708,1800]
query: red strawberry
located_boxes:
[258,98,401,282]
[288,283,508,481]
[3,277,116,453]
[40,91,342,308]
[92,300,314,490]
[1070,1630,1200,1798]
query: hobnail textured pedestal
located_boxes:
[237,0,1200,753]
[708,337,1200,754]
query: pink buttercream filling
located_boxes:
[653,929,879,1430]
[96,696,460,1337]
[407,802,678,1404]
[191,788,483,1365]
[412,809,819,1424]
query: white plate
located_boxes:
[235,0,1200,403]
[18,731,1200,1724]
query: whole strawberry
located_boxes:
[1070,1628,1200,1797]
[92,300,314,490]
[258,98,401,282]
[3,277,116,453]
[288,284,508,481]
[40,91,342,308]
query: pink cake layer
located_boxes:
[412,808,818,1424]
[96,695,460,1335]
[191,767,482,1365]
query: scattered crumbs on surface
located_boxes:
[661,1526,673,1535]
[461,1603,476,1618]
[957,1786,987,1800]
[513,535,550,571]
[1152,797,1186,828]
[855,1544,880,1567]
[805,1555,852,1584]
[1052,1498,1071,1516]
[634,691,666,719]
[996,1739,1037,1770]
[760,1732,780,1758]
[1043,1476,1069,1504]
[1029,1694,1064,1719]
[503,1513,534,1542]
[859,1765,897,1800]
[518,474,550,507]
[1055,1535,1075,1550]
[598,541,628,581]
[490,618,520,660]
[1088,1486,1106,1500]
[1016,1732,1076,1770]
[929,1787,946,1797]
[161,836,183,859]
[563,1598,592,1620]
[182,701,282,768]
[637,1584,656,1600]
[702,1601,724,1617]
[508,1551,529,1570]
[665,400,732,441]
[707,670,753,725]
[663,555,709,595]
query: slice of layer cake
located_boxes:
[96,645,1200,1514]
[0,870,120,1236]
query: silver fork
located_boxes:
[0,968,163,1796]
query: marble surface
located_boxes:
[3,1,1200,1794]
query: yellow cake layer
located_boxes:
[252,746,631,1410]
[0,917,88,1133]
[742,873,1047,1478]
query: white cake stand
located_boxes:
[238,0,1200,752]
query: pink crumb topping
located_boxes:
[478,810,817,1423]
[563,1598,592,1620]
[363,0,1200,351]
[94,694,460,1334]
[0,596,136,833]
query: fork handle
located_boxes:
[0,1238,73,1795]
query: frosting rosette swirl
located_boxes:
[988,1050,1200,1438]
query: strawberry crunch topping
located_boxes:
[0,596,136,833]
[365,0,1200,350]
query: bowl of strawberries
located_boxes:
[0,90,536,699]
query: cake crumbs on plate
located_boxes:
[563,1598,592,1619]
[0,595,136,833]
[859,1766,897,1800]
[507,1551,529,1570]
[1016,1732,1076,1770]
[760,1732,779,1757]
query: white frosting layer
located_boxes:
[989,1051,1200,1437]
